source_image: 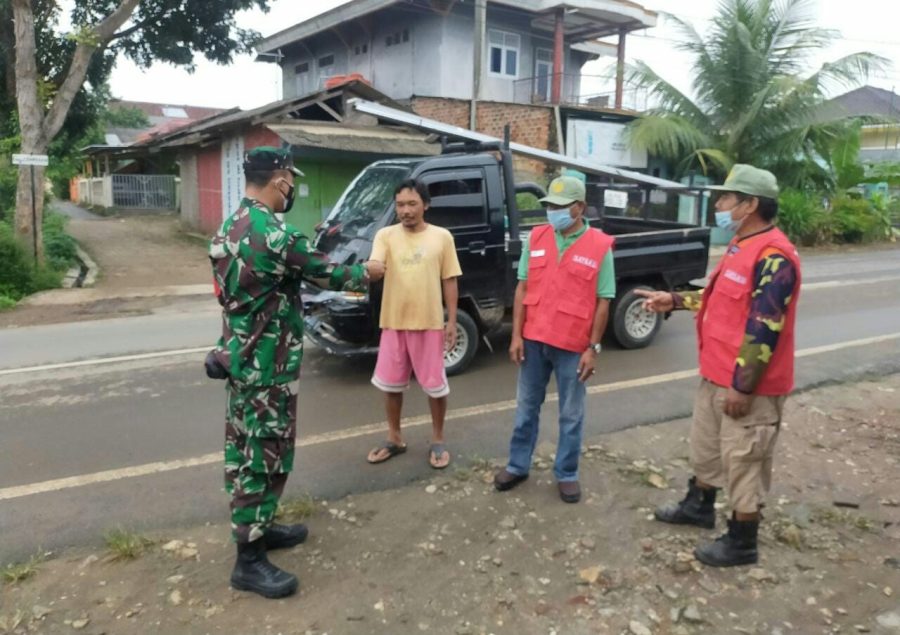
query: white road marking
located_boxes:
[0,347,211,376]
[1,331,898,502]
[803,274,900,290]
[3,274,899,377]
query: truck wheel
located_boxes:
[611,285,661,349]
[444,310,479,376]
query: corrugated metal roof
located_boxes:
[267,122,438,156]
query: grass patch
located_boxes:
[813,507,877,532]
[104,528,154,560]
[466,455,495,472]
[277,494,317,521]
[2,552,47,585]
[0,294,16,311]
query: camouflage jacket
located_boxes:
[209,198,366,386]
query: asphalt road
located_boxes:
[1,246,899,563]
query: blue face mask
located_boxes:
[715,210,741,233]
[547,207,576,231]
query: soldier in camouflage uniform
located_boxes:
[209,146,384,599]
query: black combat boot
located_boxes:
[654,477,717,529]
[694,516,759,567]
[230,539,298,598]
[264,523,309,550]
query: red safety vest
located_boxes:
[522,224,614,353]
[697,227,801,395]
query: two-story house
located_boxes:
[257,0,656,109]
[255,0,658,182]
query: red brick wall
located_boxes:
[197,145,222,234]
[410,97,555,181]
[244,127,281,150]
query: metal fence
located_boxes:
[512,74,648,111]
[111,174,177,209]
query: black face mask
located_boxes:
[281,183,296,213]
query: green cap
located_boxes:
[540,175,586,206]
[243,146,304,176]
[708,164,778,199]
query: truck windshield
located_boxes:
[322,164,411,239]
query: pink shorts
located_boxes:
[371,329,449,398]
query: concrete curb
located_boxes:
[21,284,213,307]
[77,245,99,287]
[61,245,99,289]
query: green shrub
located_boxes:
[777,189,827,246]
[42,212,78,270]
[0,222,36,300]
[0,294,16,311]
[0,215,73,300]
[827,196,889,243]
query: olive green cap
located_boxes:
[708,164,778,199]
[540,175,586,206]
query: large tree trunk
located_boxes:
[12,0,45,262]
[14,163,46,263]
[11,0,140,261]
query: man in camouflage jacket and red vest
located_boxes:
[494,175,616,504]
[637,164,801,567]
[209,147,384,598]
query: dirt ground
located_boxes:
[1,375,898,635]
[0,214,212,329]
[67,214,211,290]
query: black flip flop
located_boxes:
[367,441,407,464]
[428,443,451,470]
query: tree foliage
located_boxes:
[5,0,271,259]
[625,0,887,190]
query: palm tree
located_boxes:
[625,0,887,189]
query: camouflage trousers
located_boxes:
[224,380,298,544]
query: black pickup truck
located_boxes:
[303,141,710,375]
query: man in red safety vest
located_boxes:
[637,164,801,567]
[494,175,616,504]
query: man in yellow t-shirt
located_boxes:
[366,179,463,469]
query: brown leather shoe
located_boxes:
[494,469,528,492]
[558,480,581,503]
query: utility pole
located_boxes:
[471,0,486,130]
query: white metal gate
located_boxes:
[111,174,177,209]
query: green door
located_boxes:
[285,160,367,237]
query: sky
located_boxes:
[104,0,900,110]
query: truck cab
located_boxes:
[303,144,710,375]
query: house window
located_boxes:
[386,28,410,47]
[489,29,519,78]
[317,54,334,86]
[354,43,368,55]
[295,61,311,95]
[534,48,553,101]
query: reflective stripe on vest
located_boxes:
[522,224,614,353]
[696,227,801,395]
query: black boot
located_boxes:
[230,539,298,598]
[694,517,759,567]
[264,523,309,550]
[654,477,717,529]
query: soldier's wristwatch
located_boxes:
[588,343,602,354]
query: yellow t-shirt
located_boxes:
[371,224,462,330]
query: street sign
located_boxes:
[12,153,49,166]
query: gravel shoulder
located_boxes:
[1,375,898,635]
